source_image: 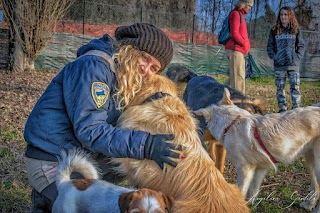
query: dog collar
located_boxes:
[223,115,241,135]
[253,127,278,163]
[142,92,172,104]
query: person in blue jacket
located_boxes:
[267,6,305,113]
[24,23,183,212]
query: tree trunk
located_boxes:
[13,40,25,72]
[2,0,76,72]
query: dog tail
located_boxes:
[56,148,100,188]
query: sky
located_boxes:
[196,0,320,32]
[0,10,3,24]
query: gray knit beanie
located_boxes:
[239,0,254,6]
[115,23,173,72]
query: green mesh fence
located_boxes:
[36,31,320,80]
[35,33,273,77]
[33,1,320,79]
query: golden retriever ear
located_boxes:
[118,191,133,213]
[219,88,233,105]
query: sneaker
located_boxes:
[278,109,286,113]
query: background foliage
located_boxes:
[62,0,320,47]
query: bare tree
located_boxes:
[2,0,75,72]
[295,0,314,29]
[252,0,260,38]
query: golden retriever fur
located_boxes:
[112,75,250,213]
[195,88,320,213]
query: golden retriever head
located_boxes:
[128,74,178,107]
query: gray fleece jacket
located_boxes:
[267,27,305,71]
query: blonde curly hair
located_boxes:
[112,45,145,111]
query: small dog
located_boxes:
[113,74,250,213]
[166,64,266,173]
[195,88,320,213]
[52,149,174,213]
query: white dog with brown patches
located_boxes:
[195,88,320,213]
[52,149,174,213]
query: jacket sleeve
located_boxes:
[63,55,148,159]
[267,29,275,59]
[229,11,245,47]
[296,29,305,59]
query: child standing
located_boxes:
[267,6,305,112]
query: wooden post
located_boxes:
[192,14,195,44]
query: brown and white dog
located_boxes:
[52,149,174,213]
[195,88,320,213]
[112,74,250,213]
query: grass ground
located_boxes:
[0,70,319,212]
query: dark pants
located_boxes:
[31,156,126,212]
[31,183,57,213]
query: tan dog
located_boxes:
[195,88,320,213]
[52,149,174,213]
[112,75,250,213]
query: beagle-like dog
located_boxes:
[52,149,174,213]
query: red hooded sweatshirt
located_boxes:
[225,9,250,55]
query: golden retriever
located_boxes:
[112,75,250,213]
[195,88,320,213]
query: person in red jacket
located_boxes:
[224,0,254,94]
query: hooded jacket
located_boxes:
[267,27,305,71]
[24,34,148,161]
[225,9,251,55]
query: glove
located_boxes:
[144,134,183,169]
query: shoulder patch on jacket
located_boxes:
[91,82,110,108]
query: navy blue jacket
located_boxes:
[267,27,305,71]
[24,34,148,160]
